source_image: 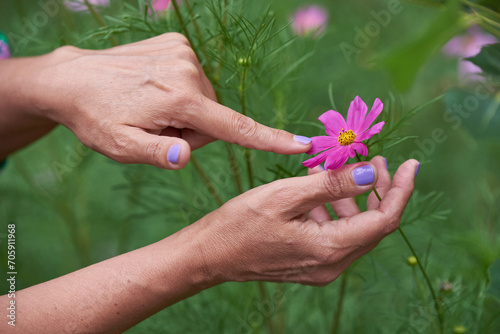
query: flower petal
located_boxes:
[348,142,368,157]
[357,121,385,141]
[359,98,383,133]
[347,96,368,133]
[318,110,348,136]
[324,150,349,170]
[307,136,339,154]
[302,149,331,169]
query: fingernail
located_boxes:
[384,157,388,170]
[168,144,181,164]
[353,165,374,185]
[415,163,420,178]
[294,135,312,145]
[319,164,325,171]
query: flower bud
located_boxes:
[440,281,453,292]
[237,57,251,67]
[453,325,466,334]
[406,256,418,266]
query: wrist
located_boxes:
[29,46,85,122]
[155,221,224,297]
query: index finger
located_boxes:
[187,98,313,155]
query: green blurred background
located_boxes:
[0,0,499,333]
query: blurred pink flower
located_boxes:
[0,41,10,60]
[443,26,497,81]
[303,96,384,170]
[64,0,110,12]
[291,6,328,37]
[151,0,172,12]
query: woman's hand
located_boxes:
[193,157,418,286]
[8,33,311,168]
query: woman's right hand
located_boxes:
[190,156,418,286]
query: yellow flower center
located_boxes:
[338,129,356,146]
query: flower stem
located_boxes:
[171,0,197,57]
[398,227,444,333]
[331,272,348,334]
[191,156,224,207]
[239,49,272,334]
[355,153,444,333]
[226,143,244,195]
[183,0,214,74]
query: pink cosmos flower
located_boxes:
[0,41,10,60]
[303,96,385,170]
[443,26,497,81]
[64,0,110,12]
[291,6,328,37]
[151,0,172,12]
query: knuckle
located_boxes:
[170,32,190,45]
[177,60,200,78]
[181,91,205,110]
[383,216,401,235]
[270,128,287,145]
[175,45,197,63]
[145,140,165,167]
[106,131,133,163]
[235,115,258,143]
[323,171,349,199]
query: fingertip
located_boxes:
[351,162,378,187]
[371,156,387,169]
[166,140,191,170]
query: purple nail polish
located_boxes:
[294,135,312,145]
[319,164,325,171]
[352,165,374,185]
[168,144,181,164]
[384,157,388,170]
[415,163,420,178]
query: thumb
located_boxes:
[189,98,313,154]
[122,128,192,169]
[277,162,379,219]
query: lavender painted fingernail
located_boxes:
[319,164,325,171]
[415,163,420,178]
[384,157,388,170]
[294,135,312,145]
[168,144,181,164]
[352,165,374,185]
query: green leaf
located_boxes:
[380,0,466,91]
[467,43,500,76]
[486,260,500,300]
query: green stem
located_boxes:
[239,47,272,334]
[398,227,444,333]
[183,0,214,74]
[412,266,440,334]
[83,0,118,47]
[240,66,255,190]
[226,143,244,195]
[257,282,274,334]
[331,272,348,334]
[172,0,198,57]
[355,153,444,333]
[191,156,224,207]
